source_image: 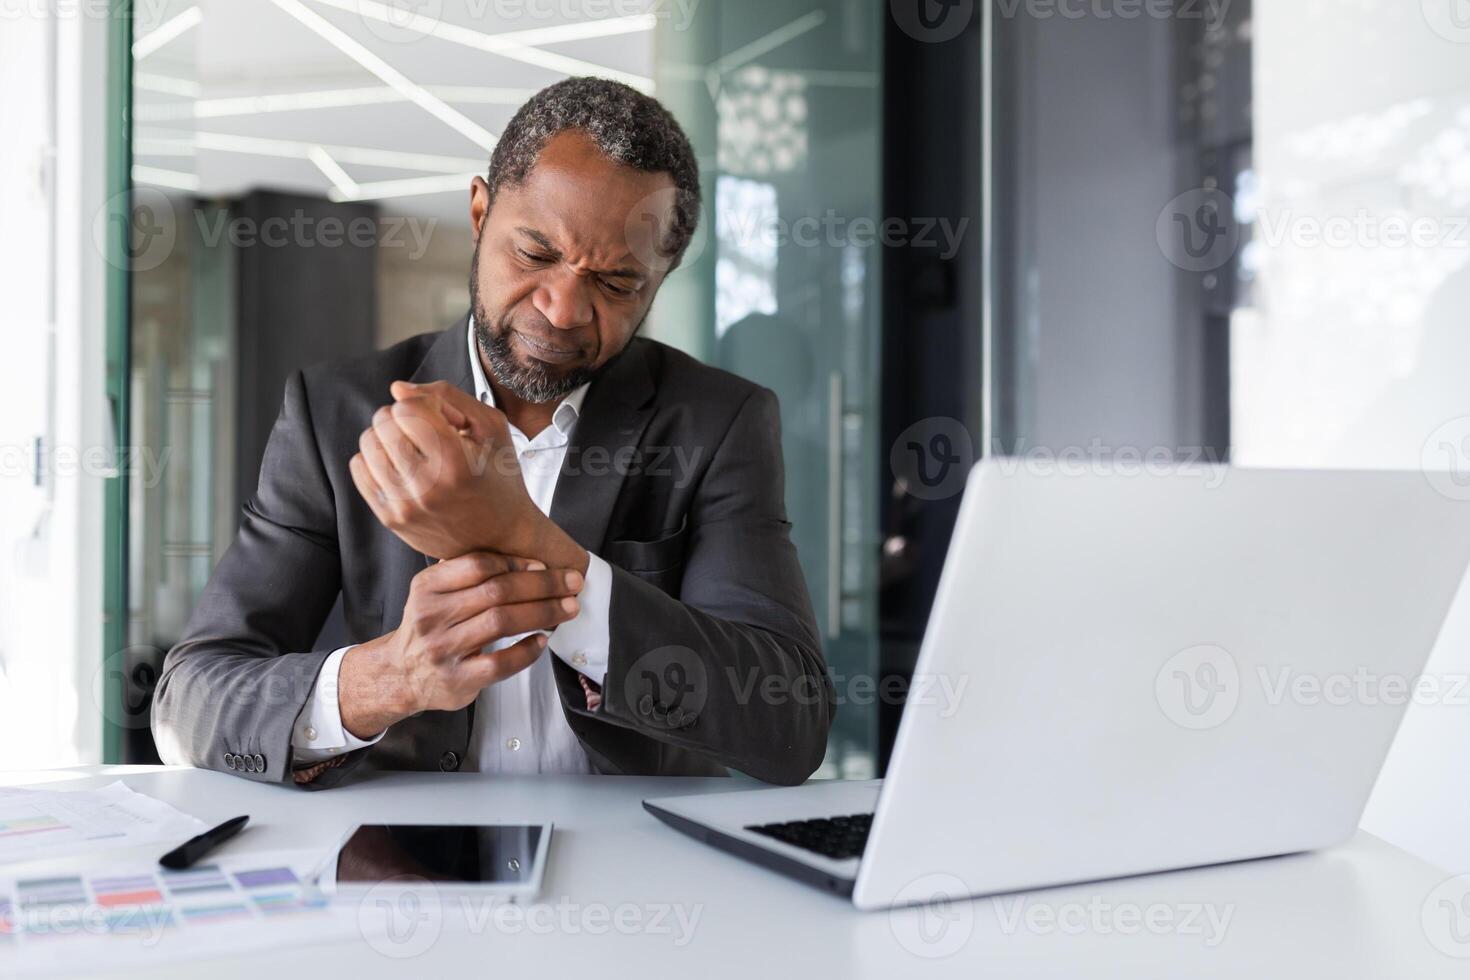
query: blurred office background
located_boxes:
[3,0,1469,870]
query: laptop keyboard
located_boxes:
[746,813,873,860]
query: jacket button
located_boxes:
[439,751,460,772]
[252,754,265,772]
[225,754,237,770]
[667,708,685,728]
[638,695,653,716]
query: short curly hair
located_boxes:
[485,77,702,267]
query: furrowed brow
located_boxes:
[515,227,561,257]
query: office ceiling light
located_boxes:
[269,0,498,152]
[134,85,536,123]
[132,6,203,61]
[709,10,826,78]
[328,173,476,202]
[134,72,202,98]
[305,0,655,93]
[136,131,484,174]
[132,165,201,192]
[307,146,361,200]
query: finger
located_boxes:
[447,595,580,651]
[386,395,458,459]
[456,632,548,690]
[349,452,391,520]
[358,427,406,499]
[371,404,427,483]
[444,568,585,623]
[392,380,471,431]
[418,552,546,594]
[395,381,505,444]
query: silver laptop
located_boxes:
[644,460,1470,910]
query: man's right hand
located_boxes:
[336,552,584,740]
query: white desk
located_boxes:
[3,765,1466,978]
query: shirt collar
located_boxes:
[466,316,588,437]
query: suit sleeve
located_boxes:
[589,387,835,785]
[150,370,345,785]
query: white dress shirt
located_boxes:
[292,320,614,773]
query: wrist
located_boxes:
[339,632,416,738]
[513,510,590,575]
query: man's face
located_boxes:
[468,130,678,403]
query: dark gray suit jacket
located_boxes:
[151,318,834,788]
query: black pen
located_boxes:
[159,815,250,870]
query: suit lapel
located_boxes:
[411,313,475,392]
[550,339,656,554]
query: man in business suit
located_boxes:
[151,77,834,789]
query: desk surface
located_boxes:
[3,765,1466,978]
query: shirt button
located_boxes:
[523,449,537,458]
[303,726,317,741]
[571,653,588,668]
[507,737,521,751]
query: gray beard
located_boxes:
[473,318,594,404]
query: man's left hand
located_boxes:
[349,381,586,572]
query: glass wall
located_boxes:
[654,0,884,778]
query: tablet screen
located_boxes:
[333,824,547,886]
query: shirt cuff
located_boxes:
[548,553,612,683]
[292,646,387,765]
